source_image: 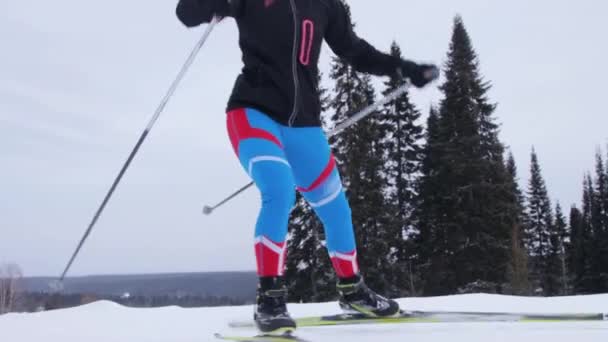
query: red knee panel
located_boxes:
[297,154,336,192]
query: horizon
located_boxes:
[22,270,257,279]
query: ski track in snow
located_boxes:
[1,294,607,342]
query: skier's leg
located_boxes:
[281,127,359,278]
[226,108,296,333]
[226,108,295,277]
[283,126,399,317]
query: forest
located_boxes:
[284,13,608,302]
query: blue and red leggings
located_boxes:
[226,108,359,279]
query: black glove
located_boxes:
[177,0,232,27]
[398,60,440,88]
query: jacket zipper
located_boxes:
[287,0,300,127]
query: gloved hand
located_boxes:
[177,0,230,27]
[398,60,440,88]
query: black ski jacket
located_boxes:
[177,0,402,127]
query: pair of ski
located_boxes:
[215,309,608,341]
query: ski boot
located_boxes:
[337,275,400,317]
[254,277,297,335]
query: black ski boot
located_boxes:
[254,277,297,335]
[337,275,400,317]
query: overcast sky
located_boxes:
[1,0,607,277]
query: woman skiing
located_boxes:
[176,0,439,335]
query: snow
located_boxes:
[1,294,607,342]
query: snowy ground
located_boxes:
[2,294,607,342]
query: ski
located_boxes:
[229,310,608,328]
[214,332,311,342]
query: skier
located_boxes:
[176,0,439,335]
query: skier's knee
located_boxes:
[260,183,296,214]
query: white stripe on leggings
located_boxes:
[248,156,290,177]
[308,185,343,208]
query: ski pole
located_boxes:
[202,81,412,215]
[57,18,220,283]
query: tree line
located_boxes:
[285,9,608,301]
[0,263,250,314]
[2,290,249,314]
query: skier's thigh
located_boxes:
[282,127,342,202]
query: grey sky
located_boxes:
[1,0,606,277]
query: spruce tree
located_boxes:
[591,153,606,232]
[604,150,608,289]
[506,153,526,216]
[413,106,442,294]
[505,152,530,295]
[547,203,569,295]
[286,194,335,302]
[577,175,598,292]
[593,152,608,291]
[568,205,587,293]
[590,157,604,290]
[575,152,608,293]
[379,42,425,297]
[524,149,554,294]
[286,194,314,302]
[415,16,513,295]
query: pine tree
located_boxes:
[505,152,530,295]
[378,42,425,297]
[415,16,513,295]
[524,149,554,294]
[327,4,392,294]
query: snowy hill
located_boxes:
[2,294,607,342]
